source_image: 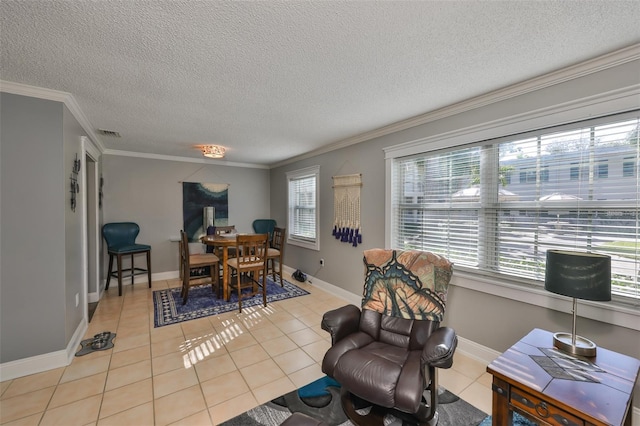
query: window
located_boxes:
[570,163,580,180]
[596,161,608,178]
[390,112,640,302]
[519,168,548,183]
[287,166,320,250]
[623,157,636,177]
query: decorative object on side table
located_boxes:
[544,249,611,357]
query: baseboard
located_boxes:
[88,291,100,303]
[101,270,179,289]
[152,271,179,281]
[283,265,361,306]
[0,318,87,382]
[456,335,501,365]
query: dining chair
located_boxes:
[180,230,220,305]
[102,222,151,296]
[226,233,269,313]
[266,227,286,286]
[252,219,276,243]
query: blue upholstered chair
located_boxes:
[102,222,151,296]
[252,219,276,242]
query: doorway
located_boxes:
[84,151,99,321]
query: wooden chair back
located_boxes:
[226,233,269,312]
[235,233,268,267]
[180,230,220,304]
[267,227,286,286]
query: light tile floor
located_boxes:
[0,274,493,425]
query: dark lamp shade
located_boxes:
[545,250,611,301]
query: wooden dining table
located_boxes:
[200,234,238,301]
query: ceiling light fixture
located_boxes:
[202,145,225,159]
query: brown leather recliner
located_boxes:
[321,249,457,426]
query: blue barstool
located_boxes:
[102,222,152,296]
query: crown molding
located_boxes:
[383,85,640,159]
[271,43,640,169]
[0,80,106,153]
[102,149,270,169]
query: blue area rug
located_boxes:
[153,276,309,327]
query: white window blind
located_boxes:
[287,166,320,250]
[391,111,640,303]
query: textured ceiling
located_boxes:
[1,1,639,166]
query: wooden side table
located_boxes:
[487,328,639,426]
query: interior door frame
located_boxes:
[82,137,101,312]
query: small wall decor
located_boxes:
[70,153,81,212]
[99,175,104,209]
[332,173,363,247]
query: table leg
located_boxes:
[491,377,512,426]
[222,247,229,301]
[623,394,633,426]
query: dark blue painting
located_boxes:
[182,182,229,242]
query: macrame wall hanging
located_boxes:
[332,173,363,247]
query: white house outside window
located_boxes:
[390,112,640,303]
[287,166,320,250]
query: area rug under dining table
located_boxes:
[153,277,309,327]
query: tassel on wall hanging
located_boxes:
[332,173,363,247]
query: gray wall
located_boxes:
[100,155,271,278]
[0,93,85,363]
[270,59,640,401]
[270,142,387,295]
[63,106,87,342]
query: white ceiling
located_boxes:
[1,1,639,167]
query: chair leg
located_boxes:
[278,258,283,286]
[130,253,135,285]
[106,254,114,290]
[262,268,267,307]
[270,259,277,282]
[211,262,221,298]
[147,250,152,288]
[182,269,191,305]
[339,388,386,426]
[236,269,243,313]
[116,253,124,296]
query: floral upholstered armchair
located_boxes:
[321,249,456,426]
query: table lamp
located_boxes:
[545,250,611,357]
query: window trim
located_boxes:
[286,165,320,251]
[384,88,640,330]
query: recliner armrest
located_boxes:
[321,304,361,345]
[421,327,457,368]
